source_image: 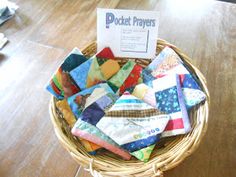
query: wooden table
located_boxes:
[0,0,235,177]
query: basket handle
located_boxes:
[84,159,103,177]
[85,159,164,177]
[152,164,164,177]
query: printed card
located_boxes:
[97,8,159,59]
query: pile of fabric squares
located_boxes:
[46,46,206,162]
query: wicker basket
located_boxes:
[49,39,209,177]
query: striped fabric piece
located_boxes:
[143,47,206,109]
[96,92,170,162]
[133,74,191,137]
[105,109,163,118]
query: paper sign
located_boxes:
[97,8,159,59]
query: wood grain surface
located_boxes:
[0,0,235,177]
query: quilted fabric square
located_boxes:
[108,60,136,93]
[70,47,120,90]
[46,48,87,99]
[70,58,93,90]
[67,83,113,119]
[96,92,170,161]
[84,87,112,109]
[155,86,181,114]
[143,47,206,109]
[118,64,143,95]
[133,74,191,137]
[71,92,131,160]
[56,99,102,154]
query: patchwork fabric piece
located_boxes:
[96,92,170,161]
[79,93,119,125]
[143,47,206,109]
[86,57,106,88]
[70,47,120,90]
[79,139,101,155]
[180,74,206,108]
[118,64,143,95]
[70,58,93,90]
[95,47,119,79]
[132,83,156,107]
[96,47,115,59]
[46,48,87,99]
[56,99,101,154]
[84,87,111,109]
[108,60,136,93]
[142,69,156,84]
[133,74,191,137]
[130,144,156,163]
[67,83,113,119]
[100,60,120,80]
[72,93,131,160]
[56,99,77,127]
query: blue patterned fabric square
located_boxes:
[142,69,156,84]
[182,74,201,90]
[155,86,181,114]
[80,103,105,125]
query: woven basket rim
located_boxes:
[49,39,210,177]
